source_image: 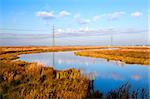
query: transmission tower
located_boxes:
[52,24,55,46]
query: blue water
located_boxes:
[18,51,149,93]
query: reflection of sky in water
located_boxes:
[19,52,149,92]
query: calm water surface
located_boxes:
[18,51,149,93]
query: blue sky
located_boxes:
[0,0,149,46]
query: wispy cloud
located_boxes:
[55,27,147,37]
[110,72,123,80]
[36,10,71,19]
[92,15,101,21]
[107,11,125,20]
[36,11,55,19]
[74,14,91,25]
[131,74,141,81]
[74,11,125,25]
[131,11,143,17]
[78,19,91,25]
[59,10,71,17]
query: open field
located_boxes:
[0,46,149,98]
[75,46,150,65]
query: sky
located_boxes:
[0,0,149,46]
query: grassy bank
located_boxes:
[0,46,149,98]
[0,61,90,98]
[0,46,95,98]
[75,47,150,65]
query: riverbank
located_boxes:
[0,46,149,98]
[75,46,150,65]
[1,46,112,98]
[0,46,94,98]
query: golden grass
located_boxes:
[75,47,150,65]
[0,46,93,98]
[0,46,149,98]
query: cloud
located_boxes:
[131,11,143,17]
[36,10,126,23]
[108,11,125,20]
[123,28,147,33]
[92,15,101,21]
[78,19,91,25]
[74,11,125,25]
[59,10,71,17]
[131,74,141,81]
[110,72,123,80]
[36,11,55,19]
[55,27,114,36]
[36,10,71,20]
[55,27,147,38]
[74,13,81,19]
[74,14,91,25]
[57,28,65,33]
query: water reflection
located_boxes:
[111,60,125,67]
[18,51,149,92]
[131,74,141,81]
[87,80,148,99]
[52,52,55,67]
[110,72,123,81]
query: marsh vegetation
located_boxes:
[0,46,149,98]
[75,47,150,65]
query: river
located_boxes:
[18,51,149,93]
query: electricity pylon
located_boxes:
[52,24,55,46]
